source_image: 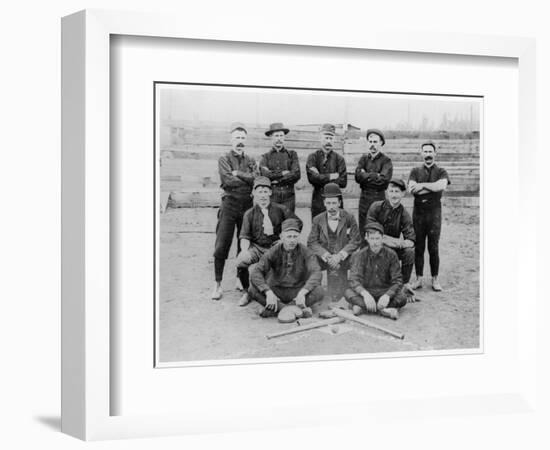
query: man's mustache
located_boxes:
[369,145,376,150]
[237,143,245,147]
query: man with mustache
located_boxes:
[408,141,451,292]
[235,176,298,307]
[343,222,408,320]
[212,122,258,301]
[355,129,393,240]
[366,178,416,295]
[306,123,348,219]
[307,183,362,302]
[259,122,301,212]
[248,218,325,318]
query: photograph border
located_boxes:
[61,9,537,441]
[153,81,484,368]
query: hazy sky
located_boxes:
[159,85,481,131]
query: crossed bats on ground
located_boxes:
[266,306,405,340]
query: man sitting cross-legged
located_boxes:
[366,178,416,297]
[344,222,408,320]
[248,218,326,318]
[236,176,297,306]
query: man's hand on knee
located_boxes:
[361,291,377,313]
[265,290,280,311]
[377,294,390,310]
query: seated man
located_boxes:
[307,183,361,301]
[249,218,325,318]
[366,178,416,294]
[236,176,297,306]
[344,222,408,320]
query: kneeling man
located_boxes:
[236,176,296,306]
[249,218,325,318]
[307,183,361,301]
[344,222,408,319]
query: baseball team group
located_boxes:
[209,121,450,321]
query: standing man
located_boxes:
[249,218,325,318]
[236,176,297,306]
[307,183,362,301]
[306,123,347,219]
[344,222,408,320]
[355,129,393,239]
[259,122,301,212]
[408,140,451,292]
[366,178,416,292]
[212,122,258,300]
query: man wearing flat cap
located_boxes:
[259,122,301,212]
[366,178,416,294]
[307,183,362,301]
[306,123,348,219]
[212,122,258,300]
[355,128,393,240]
[408,141,451,292]
[236,176,299,306]
[249,218,325,318]
[344,222,408,320]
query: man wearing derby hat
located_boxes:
[259,122,301,212]
[306,123,348,219]
[249,218,325,318]
[355,128,393,240]
[235,176,299,307]
[408,140,450,292]
[366,178,416,296]
[307,183,362,301]
[212,122,258,300]
[343,222,408,320]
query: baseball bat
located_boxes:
[330,308,405,340]
[266,317,344,340]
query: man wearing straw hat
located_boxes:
[259,122,301,212]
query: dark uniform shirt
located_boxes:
[366,200,415,242]
[250,242,322,293]
[259,147,301,187]
[349,246,402,298]
[218,150,257,199]
[355,152,393,193]
[306,149,347,189]
[239,203,296,248]
[408,164,451,209]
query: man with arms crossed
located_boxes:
[211,122,258,300]
[307,183,361,302]
[344,222,408,320]
[366,178,416,295]
[306,123,347,219]
[259,122,301,212]
[408,140,451,292]
[249,218,325,318]
[236,176,297,307]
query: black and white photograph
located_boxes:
[155,83,482,365]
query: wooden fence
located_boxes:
[160,124,480,209]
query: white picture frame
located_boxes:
[61,9,537,441]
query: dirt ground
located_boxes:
[158,205,480,364]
